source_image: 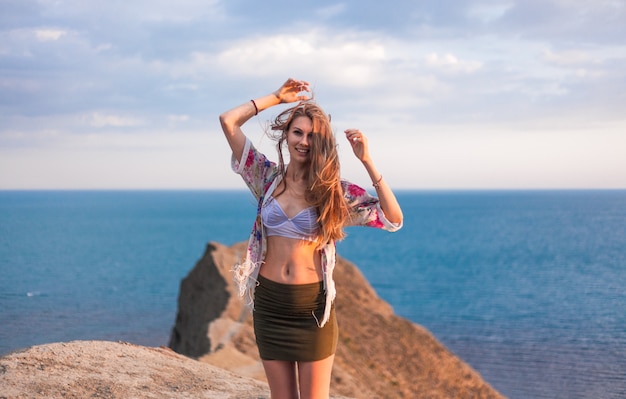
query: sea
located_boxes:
[1,190,625,399]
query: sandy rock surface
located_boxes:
[0,340,270,399]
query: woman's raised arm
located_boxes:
[344,128,404,225]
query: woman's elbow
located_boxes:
[391,215,403,226]
[388,208,404,226]
[219,112,235,135]
[381,208,403,227]
[219,112,229,129]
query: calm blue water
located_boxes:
[1,190,625,399]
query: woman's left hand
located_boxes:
[345,129,370,163]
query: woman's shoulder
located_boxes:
[238,139,279,170]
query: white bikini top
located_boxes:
[261,196,320,241]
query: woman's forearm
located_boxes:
[361,158,403,224]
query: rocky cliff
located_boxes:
[170,241,506,399]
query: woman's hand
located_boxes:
[273,78,311,104]
[345,129,371,163]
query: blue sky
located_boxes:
[1,0,625,189]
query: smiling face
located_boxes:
[286,115,314,164]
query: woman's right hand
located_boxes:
[273,78,311,103]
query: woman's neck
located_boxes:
[286,163,307,183]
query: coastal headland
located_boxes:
[1,241,505,398]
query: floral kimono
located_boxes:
[232,138,402,327]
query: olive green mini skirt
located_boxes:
[253,274,338,362]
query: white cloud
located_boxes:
[542,49,593,66]
[130,0,223,22]
[168,114,190,122]
[552,0,623,10]
[94,43,113,53]
[86,113,145,128]
[467,1,514,23]
[164,83,199,91]
[424,52,483,74]
[167,115,191,128]
[316,3,347,19]
[34,29,67,41]
[37,0,224,24]
[214,30,387,88]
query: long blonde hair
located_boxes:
[270,101,349,245]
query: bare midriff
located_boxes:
[259,236,322,284]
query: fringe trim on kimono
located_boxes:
[318,243,337,328]
[232,258,261,309]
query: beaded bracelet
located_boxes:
[250,99,259,115]
[373,175,383,189]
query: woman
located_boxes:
[219,78,403,399]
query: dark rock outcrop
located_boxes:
[169,241,506,399]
